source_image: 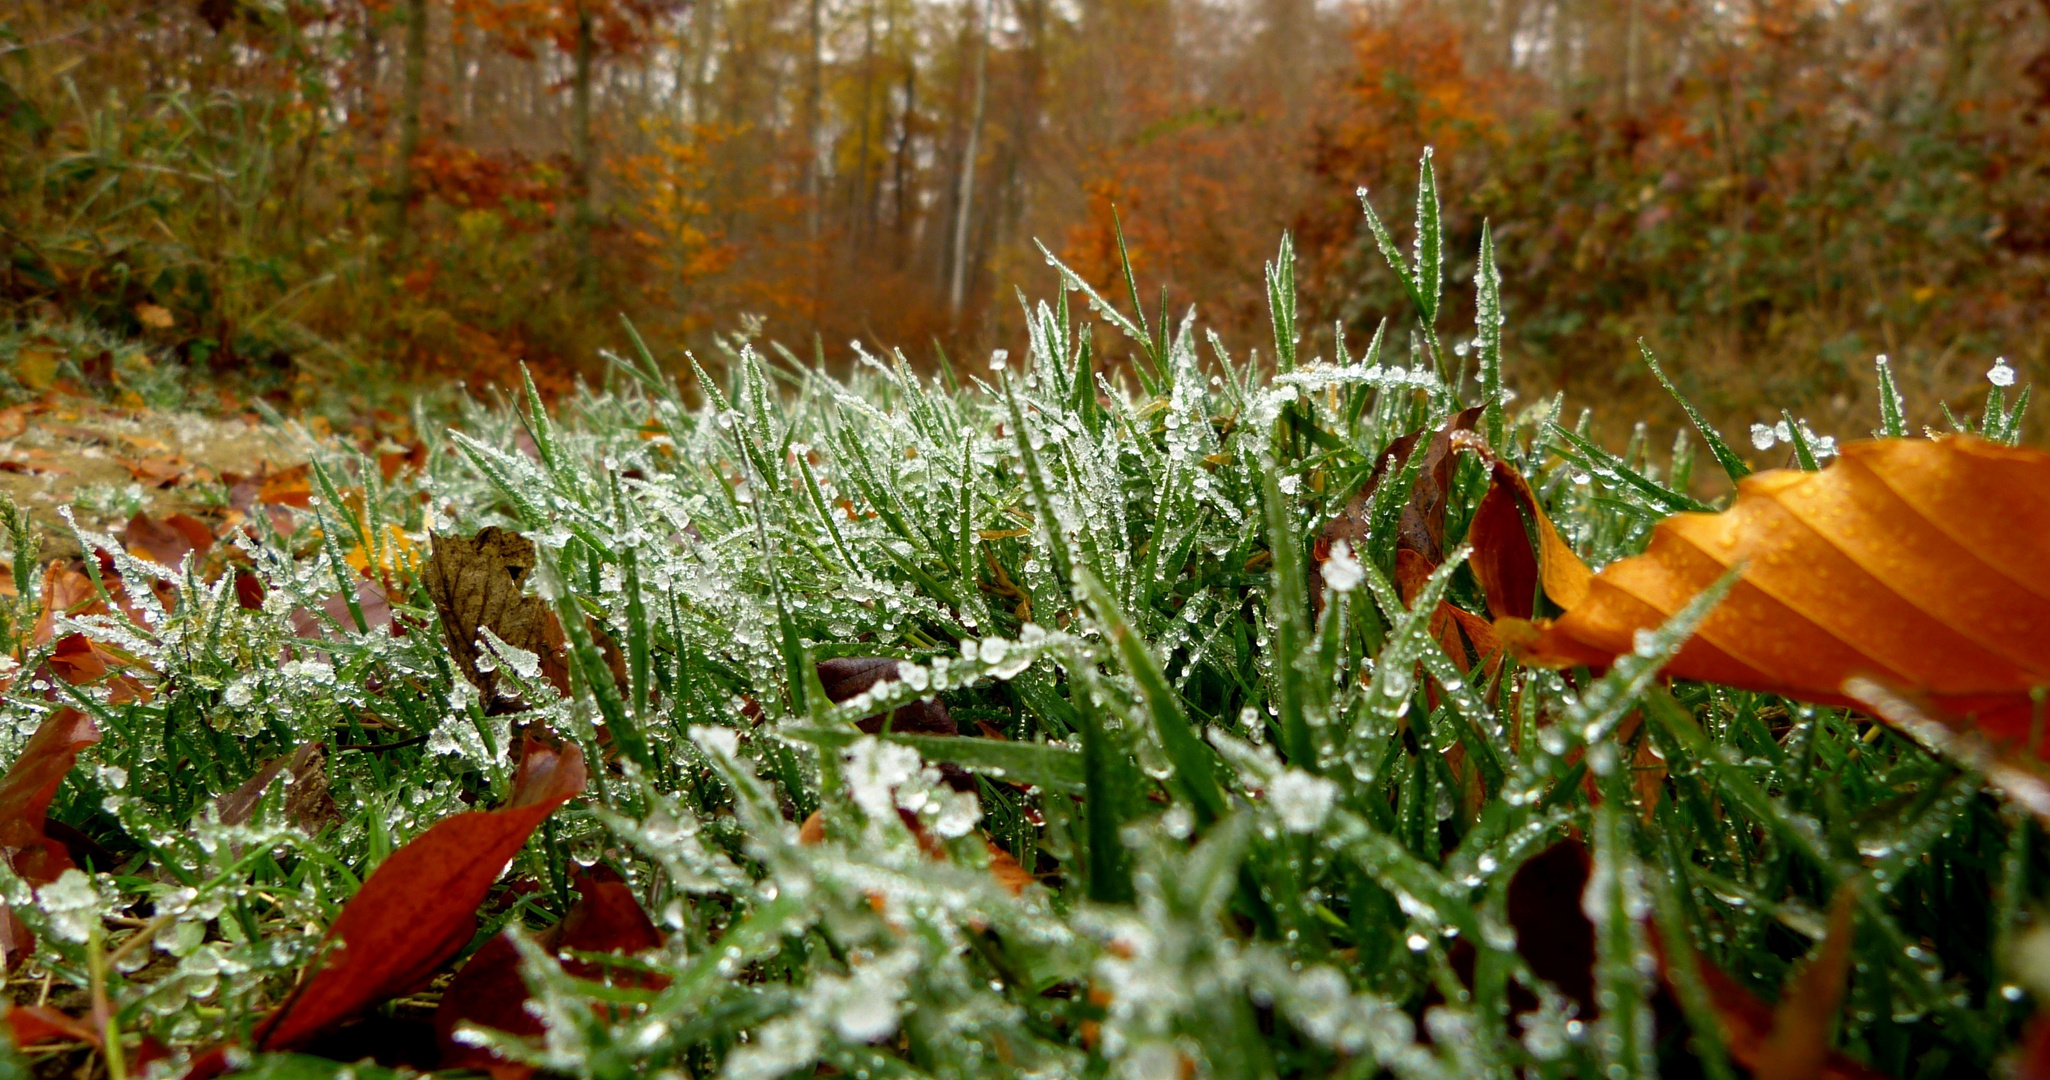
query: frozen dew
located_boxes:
[1404,933,1429,952]
[39,869,103,944]
[1323,541,1363,593]
[1265,769,1337,834]
[1749,423,1776,451]
[844,737,921,820]
[1990,357,2017,387]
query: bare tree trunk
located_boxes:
[806,0,824,243]
[385,0,428,266]
[570,0,597,297]
[947,0,991,319]
[892,59,915,261]
[852,0,878,252]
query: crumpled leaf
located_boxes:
[251,735,586,1052]
[0,707,99,970]
[258,464,314,508]
[434,868,666,1078]
[422,528,570,713]
[1654,886,1884,1080]
[1508,437,2050,752]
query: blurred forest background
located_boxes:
[2,0,2047,426]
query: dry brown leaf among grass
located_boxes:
[1498,437,2050,759]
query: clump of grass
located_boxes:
[2,153,2040,1080]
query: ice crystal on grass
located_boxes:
[1,160,2033,1079]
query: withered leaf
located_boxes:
[423,527,564,714]
[1508,437,2050,757]
[216,743,340,834]
[0,707,100,970]
[252,735,586,1052]
[1316,405,1483,589]
[1465,458,1592,620]
[434,869,666,1078]
[816,656,960,736]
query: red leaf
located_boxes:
[434,869,665,1076]
[0,707,99,970]
[5,1003,101,1047]
[252,735,586,1051]
[0,708,100,888]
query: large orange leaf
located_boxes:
[251,734,586,1051]
[1511,437,2050,752]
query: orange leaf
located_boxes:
[252,735,586,1051]
[258,463,315,508]
[1512,437,2050,750]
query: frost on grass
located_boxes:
[3,176,2035,1079]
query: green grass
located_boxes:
[1,154,2041,1080]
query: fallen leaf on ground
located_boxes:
[123,454,191,488]
[345,523,422,578]
[816,656,960,736]
[1507,437,2050,753]
[1500,840,1886,1080]
[423,527,570,712]
[251,734,586,1051]
[5,1002,102,1047]
[216,743,340,834]
[124,511,215,568]
[1315,405,1482,601]
[434,869,666,1078]
[0,707,100,969]
[258,463,314,507]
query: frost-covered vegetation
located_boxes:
[2,158,2042,1080]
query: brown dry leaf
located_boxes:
[1466,457,1592,620]
[816,656,960,736]
[1755,884,1862,1080]
[135,303,175,328]
[423,527,567,713]
[0,448,68,477]
[123,454,192,488]
[216,743,340,834]
[124,511,215,568]
[1316,405,1482,598]
[1508,437,2050,754]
